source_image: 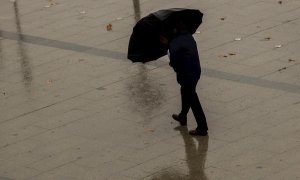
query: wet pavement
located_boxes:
[1,0,300,179]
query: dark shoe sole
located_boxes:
[172,114,187,126]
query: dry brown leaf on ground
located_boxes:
[288,59,296,62]
[47,79,53,85]
[44,1,58,8]
[261,37,271,41]
[106,23,112,31]
[219,54,236,58]
[265,37,271,40]
[278,67,287,72]
[218,55,228,58]
[147,129,155,133]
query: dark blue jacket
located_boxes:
[169,31,201,86]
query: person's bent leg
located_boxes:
[179,85,192,119]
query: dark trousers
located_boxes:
[179,82,208,131]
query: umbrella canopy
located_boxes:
[128,8,203,63]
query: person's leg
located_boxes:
[190,91,208,132]
[185,81,208,136]
[173,85,191,125]
[179,85,192,119]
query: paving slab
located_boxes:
[1,0,300,179]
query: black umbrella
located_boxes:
[127,8,203,63]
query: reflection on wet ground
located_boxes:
[126,0,165,122]
[182,127,208,180]
[0,31,3,70]
[126,65,164,121]
[133,0,141,22]
[13,0,32,90]
[152,126,209,180]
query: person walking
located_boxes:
[168,22,208,136]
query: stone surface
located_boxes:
[1,0,300,179]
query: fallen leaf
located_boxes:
[218,55,224,58]
[47,79,53,85]
[265,37,271,41]
[220,17,226,21]
[261,37,271,41]
[288,59,295,62]
[106,23,112,31]
[228,52,236,56]
[278,67,287,72]
[44,2,58,8]
[147,129,155,132]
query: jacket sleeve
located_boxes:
[169,39,182,72]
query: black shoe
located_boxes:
[189,129,208,136]
[172,114,187,126]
